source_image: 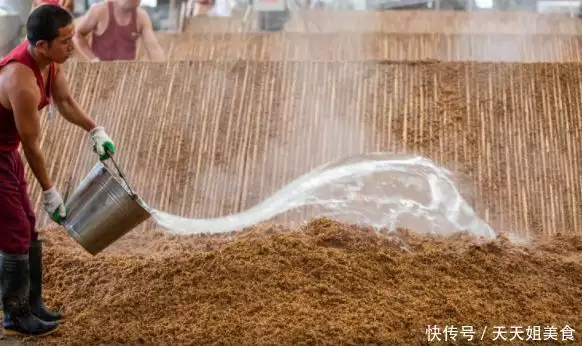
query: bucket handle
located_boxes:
[101,149,138,199]
[63,173,74,204]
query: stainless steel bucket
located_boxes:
[62,159,151,255]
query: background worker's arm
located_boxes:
[7,67,53,191]
[139,9,165,61]
[72,6,100,61]
[52,65,97,131]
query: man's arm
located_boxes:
[52,65,116,160]
[7,67,53,190]
[72,5,100,61]
[52,65,97,131]
[139,9,165,61]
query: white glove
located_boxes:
[90,126,115,160]
[42,187,66,223]
[90,57,100,62]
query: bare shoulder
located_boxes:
[94,2,111,18]
[84,2,108,21]
[75,2,107,34]
[2,63,38,92]
[136,7,153,28]
[0,63,40,108]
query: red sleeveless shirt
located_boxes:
[91,1,139,61]
[0,41,56,151]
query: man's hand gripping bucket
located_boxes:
[61,150,152,255]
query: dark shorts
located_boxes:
[0,150,38,254]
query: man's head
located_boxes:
[26,5,74,64]
[117,0,141,11]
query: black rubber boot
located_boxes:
[1,252,59,337]
[29,240,62,322]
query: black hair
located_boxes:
[26,5,73,46]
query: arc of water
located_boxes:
[150,153,496,239]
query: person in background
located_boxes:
[32,0,74,12]
[73,0,165,61]
[0,5,115,336]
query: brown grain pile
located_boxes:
[11,218,581,345]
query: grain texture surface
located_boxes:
[16,220,582,345]
[137,32,582,62]
[29,60,582,238]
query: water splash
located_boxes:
[151,153,496,239]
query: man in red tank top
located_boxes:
[73,0,165,61]
[0,5,116,337]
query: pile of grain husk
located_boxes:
[17,218,582,345]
